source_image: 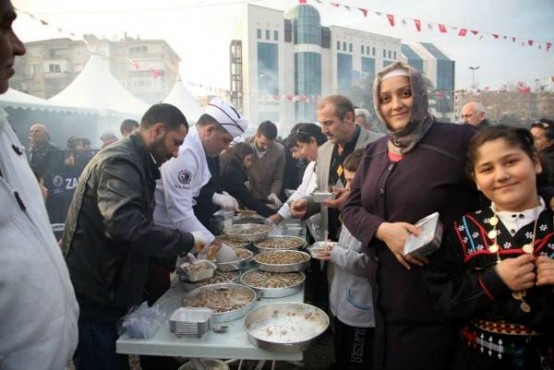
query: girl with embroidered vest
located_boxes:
[425,125,554,369]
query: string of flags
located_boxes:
[298,0,552,52]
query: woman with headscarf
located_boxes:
[219,142,276,217]
[342,61,480,370]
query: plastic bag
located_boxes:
[121,301,167,339]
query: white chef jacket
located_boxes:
[277,160,317,219]
[154,127,215,244]
[0,108,79,370]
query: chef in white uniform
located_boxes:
[154,97,249,245]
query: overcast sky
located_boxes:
[12,0,554,92]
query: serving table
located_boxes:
[116,283,304,363]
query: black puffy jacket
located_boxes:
[63,132,194,323]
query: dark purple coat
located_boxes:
[342,121,479,370]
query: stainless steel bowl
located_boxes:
[178,359,229,370]
[252,235,306,253]
[225,224,271,242]
[215,248,254,271]
[183,283,257,323]
[215,235,251,249]
[254,250,310,273]
[240,269,305,299]
[179,270,240,292]
[244,303,329,353]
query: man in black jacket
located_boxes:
[64,103,207,370]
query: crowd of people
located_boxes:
[1,0,553,369]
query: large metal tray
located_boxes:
[225,224,271,242]
[179,270,240,292]
[182,283,257,323]
[240,269,305,298]
[253,250,310,273]
[244,303,329,353]
[252,235,306,253]
[215,235,251,249]
[215,247,253,271]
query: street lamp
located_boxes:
[469,66,480,90]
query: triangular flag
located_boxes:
[387,14,395,27]
[471,30,479,35]
[438,24,447,33]
[547,42,552,52]
[358,8,368,17]
[375,11,382,16]
[528,40,534,46]
[40,19,48,26]
[299,0,307,3]
[492,34,499,39]
[401,19,407,26]
[427,23,433,30]
[458,28,467,36]
[344,5,351,11]
[330,3,340,7]
[414,19,421,32]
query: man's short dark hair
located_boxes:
[256,120,278,140]
[319,95,355,121]
[120,119,139,135]
[141,104,188,131]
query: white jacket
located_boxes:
[329,226,375,328]
[277,160,317,219]
[0,108,78,370]
[154,127,215,243]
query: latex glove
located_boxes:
[212,192,239,211]
[191,231,210,252]
[268,193,283,208]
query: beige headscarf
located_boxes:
[372,61,434,154]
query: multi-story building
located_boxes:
[11,34,180,104]
[230,3,455,133]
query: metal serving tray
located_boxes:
[252,235,306,254]
[254,250,310,273]
[224,224,271,242]
[240,269,305,299]
[182,283,257,323]
[215,247,253,272]
[244,303,329,353]
[169,307,213,337]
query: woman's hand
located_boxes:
[536,256,554,286]
[323,187,350,209]
[376,222,424,270]
[494,254,536,291]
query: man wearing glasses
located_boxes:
[460,101,491,130]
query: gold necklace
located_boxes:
[487,203,539,314]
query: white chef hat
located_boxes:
[204,97,249,138]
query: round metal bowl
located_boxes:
[225,224,271,242]
[244,303,329,353]
[215,247,254,271]
[178,359,229,370]
[215,235,251,249]
[240,269,305,298]
[179,270,240,292]
[254,250,311,273]
[183,283,257,323]
[252,235,306,253]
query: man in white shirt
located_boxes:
[154,97,249,245]
[0,1,80,368]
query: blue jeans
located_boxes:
[73,320,130,370]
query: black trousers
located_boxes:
[334,317,374,370]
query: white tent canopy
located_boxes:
[50,55,149,117]
[164,78,204,123]
[0,88,94,114]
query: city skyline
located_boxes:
[12,0,554,94]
